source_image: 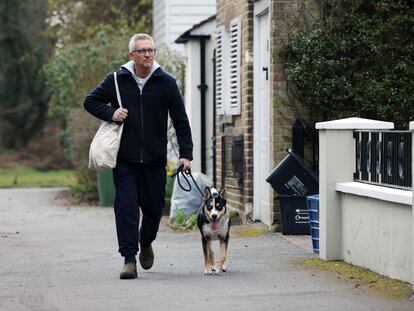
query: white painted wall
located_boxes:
[318,130,352,259]
[340,191,412,283]
[317,117,395,260]
[182,20,216,179]
[153,0,167,47]
[152,0,216,53]
[316,117,414,287]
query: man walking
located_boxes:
[84,33,193,279]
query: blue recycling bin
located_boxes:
[306,195,320,253]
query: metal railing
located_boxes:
[353,130,412,190]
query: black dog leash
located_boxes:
[170,164,204,197]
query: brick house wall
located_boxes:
[216,0,254,222]
[269,0,321,227]
[215,0,320,226]
[270,0,320,163]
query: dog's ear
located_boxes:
[219,187,227,200]
[203,187,211,200]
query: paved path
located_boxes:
[0,188,413,311]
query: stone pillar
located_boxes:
[316,118,394,260]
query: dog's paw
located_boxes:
[215,263,227,272]
[204,266,218,275]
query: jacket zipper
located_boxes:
[140,88,144,163]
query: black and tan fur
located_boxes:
[197,187,230,275]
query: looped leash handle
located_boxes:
[170,164,183,178]
[170,164,204,197]
[171,164,192,192]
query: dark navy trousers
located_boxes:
[112,162,166,257]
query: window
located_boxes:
[216,25,225,115]
[215,17,241,116]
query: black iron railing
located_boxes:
[353,130,412,190]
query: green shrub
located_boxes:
[44,26,131,199]
[165,175,175,199]
[171,210,198,231]
[229,209,239,220]
[282,0,414,127]
[172,210,187,225]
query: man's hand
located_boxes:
[179,158,191,172]
[112,108,128,122]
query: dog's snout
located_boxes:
[211,214,218,220]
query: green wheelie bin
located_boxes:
[97,170,115,207]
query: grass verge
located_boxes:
[296,258,413,299]
[0,167,76,188]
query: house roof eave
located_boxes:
[175,14,216,44]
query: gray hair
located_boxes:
[128,33,155,52]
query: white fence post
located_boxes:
[316,118,394,260]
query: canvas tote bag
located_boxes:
[88,72,124,171]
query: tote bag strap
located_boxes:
[113,72,123,109]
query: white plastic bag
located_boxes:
[170,172,213,220]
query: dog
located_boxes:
[197,187,230,275]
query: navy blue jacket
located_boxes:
[84,66,193,166]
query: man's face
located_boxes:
[129,39,156,70]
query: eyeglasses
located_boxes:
[132,48,156,55]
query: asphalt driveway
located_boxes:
[0,188,413,311]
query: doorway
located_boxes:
[253,5,270,224]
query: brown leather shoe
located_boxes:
[120,262,137,279]
[139,245,154,270]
